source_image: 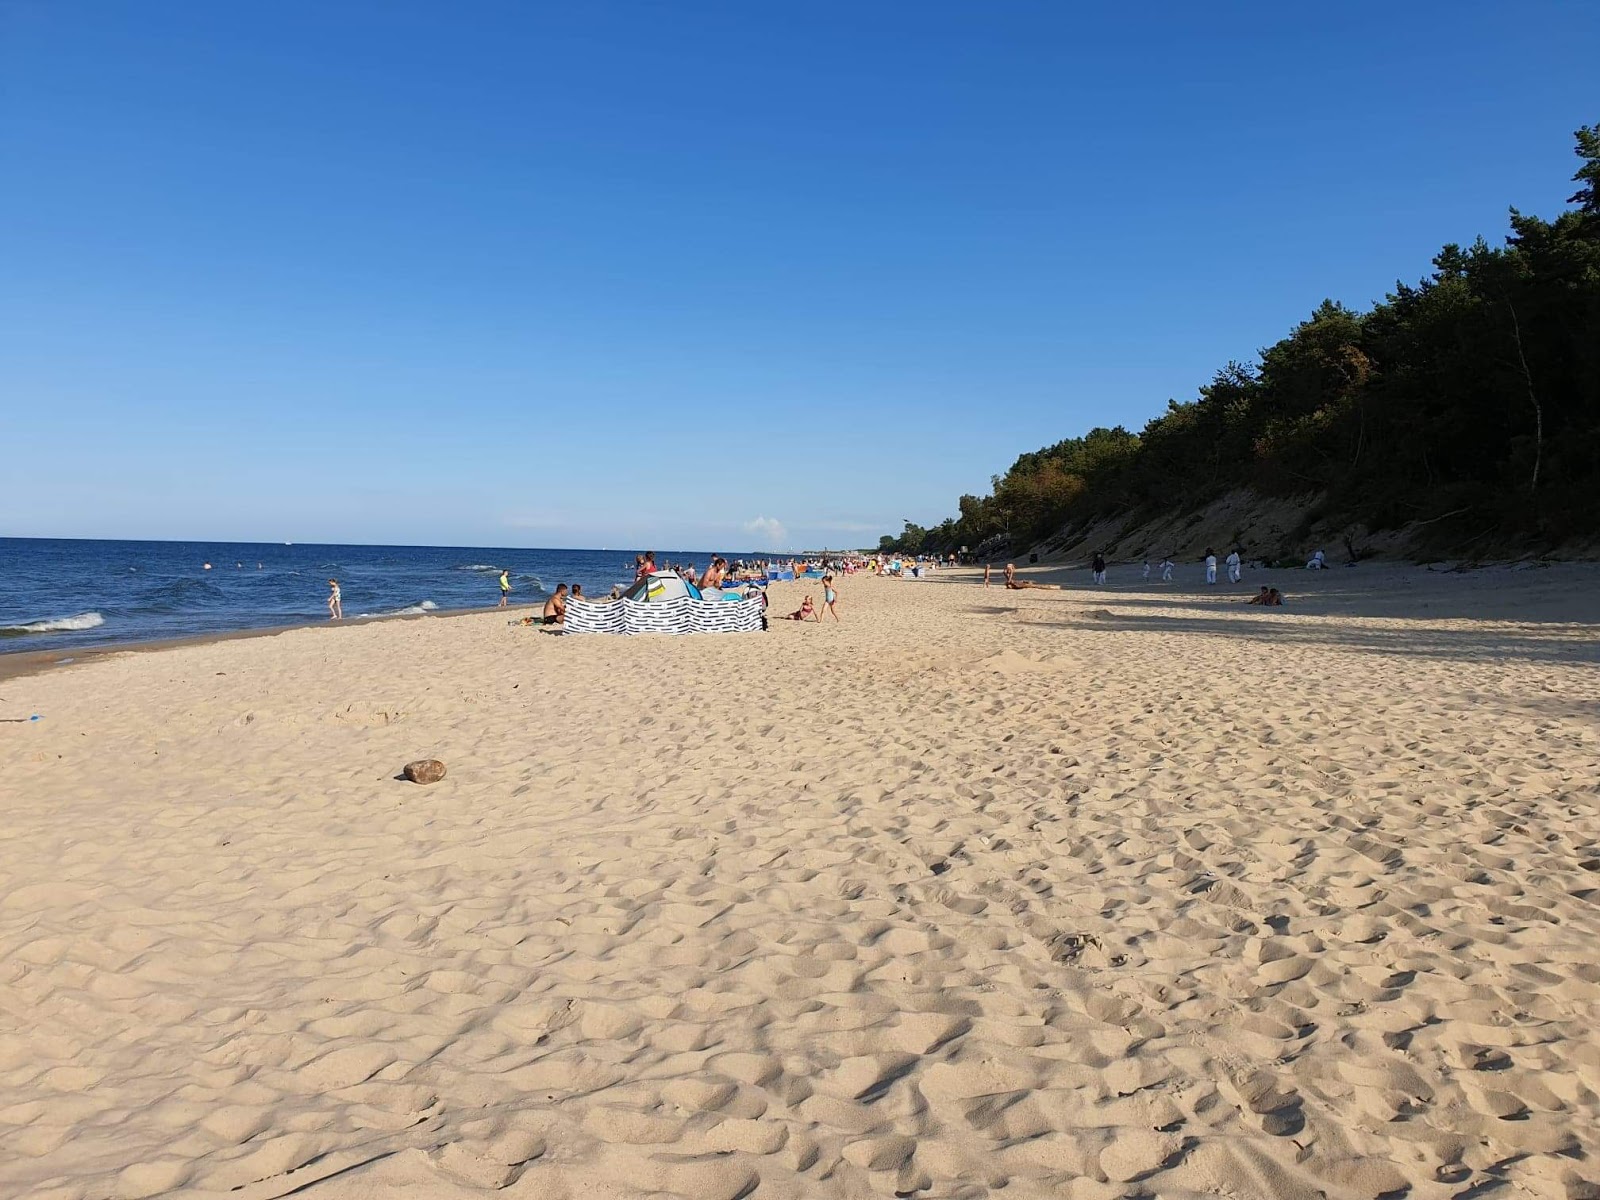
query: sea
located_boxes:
[0,538,755,654]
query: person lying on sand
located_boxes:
[1003,563,1051,590]
[782,595,816,621]
[543,583,568,625]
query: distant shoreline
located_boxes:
[0,601,528,684]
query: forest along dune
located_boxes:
[2,564,1598,1200]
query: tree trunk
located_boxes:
[1507,301,1542,493]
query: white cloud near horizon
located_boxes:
[742,515,788,548]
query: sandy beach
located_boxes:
[2,562,1598,1200]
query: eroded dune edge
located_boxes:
[3,565,1598,1200]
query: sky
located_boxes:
[3,1,1596,551]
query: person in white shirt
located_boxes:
[1204,548,1218,585]
[1142,559,1151,581]
[1306,549,1326,569]
[1226,549,1242,584]
[1160,557,1174,582]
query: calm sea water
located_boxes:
[0,538,752,653]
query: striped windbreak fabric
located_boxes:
[564,596,763,635]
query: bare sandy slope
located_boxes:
[2,564,1598,1200]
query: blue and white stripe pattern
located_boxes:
[564,596,762,635]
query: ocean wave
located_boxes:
[0,611,107,637]
[456,564,500,572]
[357,600,439,619]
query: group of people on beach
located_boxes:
[779,572,842,623]
[984,556,1290,604]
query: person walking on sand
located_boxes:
[1092,552,1107,586]
[983,563,992,588]
[820,573,841,622]
[498,568,512,607]
[1160,557,1174,582]
[1226,548,1242,584]
[1204,548,1218,585]
[1142,559,1151,581]
[327,579,342,620]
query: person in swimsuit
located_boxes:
[543,583,568,625]
[983,563,992,588]
[327,579,342,620]
[498,568,512,607]
[783,595,816,621]
[1003,563,1050,590]
[820,574,841,622]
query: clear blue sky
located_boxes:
[3,1,1595,550]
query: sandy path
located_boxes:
[2,565,1598,1199]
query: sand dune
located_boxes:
[2,563,1598,1199]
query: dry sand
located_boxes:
[2,562,1598,1200]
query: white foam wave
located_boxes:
[1,611,106,635]
[457,564,499,572]
[357,601,439,619]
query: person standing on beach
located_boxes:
[819,573,842,621]
[1160,556,1174,582]
[498,568,512,607]
[1092,553,1107,585]
[327,579,342,620]
[1142,559,1151,581]
[1204,548,1218,585]
[983,564,992,588]
[1226,548,1242,584]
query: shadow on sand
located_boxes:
[1035,609,1600,667]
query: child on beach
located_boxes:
[327,579,342,620]
[498,568,512,607]
[820,574,841,622]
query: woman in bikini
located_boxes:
[783,595,816,621]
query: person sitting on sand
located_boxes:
[327,578,342,620]
[783,595,816,621]
[1246,586,1272,605]
[1267,587,1284,605]
[1003,563,1050,590]
[570,584,584,601]
[543,583,568,625]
